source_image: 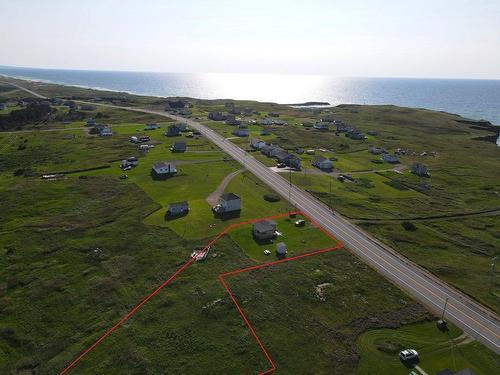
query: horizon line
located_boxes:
[0,64,499,82]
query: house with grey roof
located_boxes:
[381,154,400,163]
[253,220,277,241]
[172,141,187,153]
[250,139,266,150]
[312,156,333,170]
[411,163,430,177]
[232,126,249,137]
[166,124,181,137]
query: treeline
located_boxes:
[0,102,55,130]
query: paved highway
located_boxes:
[4,81,500,354]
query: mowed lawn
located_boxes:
[229,214,339,261]
[357,321,500,375]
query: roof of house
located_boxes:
[253,220,277,232]
[174,141,186,147]
[153,161,176,170]
[220,192,240,201]
[313,155,329,163]
[168,201,189,210]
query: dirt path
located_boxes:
[206,169,244,206]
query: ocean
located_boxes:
[1,66,499,125]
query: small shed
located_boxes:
[276,242,287,256]
[167,201,189,216]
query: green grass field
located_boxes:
[0,78,498,374]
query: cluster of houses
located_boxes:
[254,141,301,170]
[166,191,242,219]
[164,99,192,116]
[85,118,113,136]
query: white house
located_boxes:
[151,161,177,177]
[213,193,241,213]
[312,156,333,170]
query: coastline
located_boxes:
[1,72,499,127]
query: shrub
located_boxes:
[402,221,417,231]
[263,193,281,202]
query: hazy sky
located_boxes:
[1,0,499,78]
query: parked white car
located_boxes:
[264,250,271,256]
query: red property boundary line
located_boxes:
[60,211,343,374]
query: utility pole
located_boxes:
[490,256,497,292]
[329,175,332,209]
[441,297,449,320]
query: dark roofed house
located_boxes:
[172,141,187,153]
[346,130,365,140]
[286,154,301,170]
[253,220,277,241]
[411,163,430,177]
[166,124,181,137]
[368,146,387,155]
[381,154,400,163]
[0,103,5,111]
[80,104,95,111]
[151,161,177,178]
[313,122,329,130]
[167,201,189,217]
[232,126,249,137]
[251,139,266,149]
[225,115,242,125]
[208,111,226,121]
[275,150,290,163]
[86,118,97,127]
